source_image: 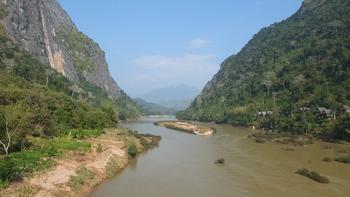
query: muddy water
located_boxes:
[91,117,350,197]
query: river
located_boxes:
[91,117,350,197]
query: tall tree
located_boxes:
[0,104,28,155]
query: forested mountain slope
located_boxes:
[1,0,119,98]
[0,0,141,119]
[0,0,144,155]
[178,0,350,139]
[0,13,120,139]
[134,98,176,115]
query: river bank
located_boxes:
[154,120,215,135]
[1,128,160,197]
[92,117,350,197]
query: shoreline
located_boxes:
[1,128,161,197]
[178,117,350,144]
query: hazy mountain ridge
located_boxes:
[139,85,199,111]
[134,98,176,115]
[158,100,192,111]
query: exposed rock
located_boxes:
[214,158,225,164]
[0,0,122,99]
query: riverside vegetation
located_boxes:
[0,127,160,195]
[177,0,350,141]
[0,5,162,195]
[296,168,330,184]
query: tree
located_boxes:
[0,105,28,155]
[262,71,276,96]
[45,69,54,87]
[333,113,350,140]
[70,84,83,98]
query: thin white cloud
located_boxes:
[187,38,212,49]
[122,39,219,96]
[129,53,219,91]
[133,53,216,70]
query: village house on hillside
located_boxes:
[341,105,350,113]
[258,111,273,117]
[318,107,335,118]
[299,107,311,112]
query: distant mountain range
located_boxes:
[134,98,176,115]
[138,85,200,111]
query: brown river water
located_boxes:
[91,117,350,197]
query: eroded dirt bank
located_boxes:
[1,128,160,197]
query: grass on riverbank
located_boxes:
[105,156,128,178]
[334,155,350,164]
[105,127,161,157]
[249,132,314,146]
[296,168,330,183]
[0,127,161,190]
[0,136,92,189]
[68,167,96,191]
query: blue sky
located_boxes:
[58,0,303,97]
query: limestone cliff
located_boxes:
[0,0,122,99]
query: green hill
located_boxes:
[0,6,141,154]
[178,0,350,140]
[134,98,176,115]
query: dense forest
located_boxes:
[178,0,350,140]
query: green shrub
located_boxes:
[68,167,95,191]
[0,151,54,185]
[105,156,126,178]
[0,136,92,188]
[96,144,103,153]
[284,147,295,151]
[29,137,91,157]
[45,138,90,155]
[255,138,266,143]
[0,179,9,189]
[296,168,330,183]
[127,144,137,158]
[0,7,7,19]
[334,155,350,164]
[135,133,161,150]
[322,157,332,162]
[0,156,21,183]
[61,129,103,139]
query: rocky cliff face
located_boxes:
[0,0,122,99]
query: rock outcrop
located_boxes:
[0,0,122,99]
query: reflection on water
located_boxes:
[91,117,350,197]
